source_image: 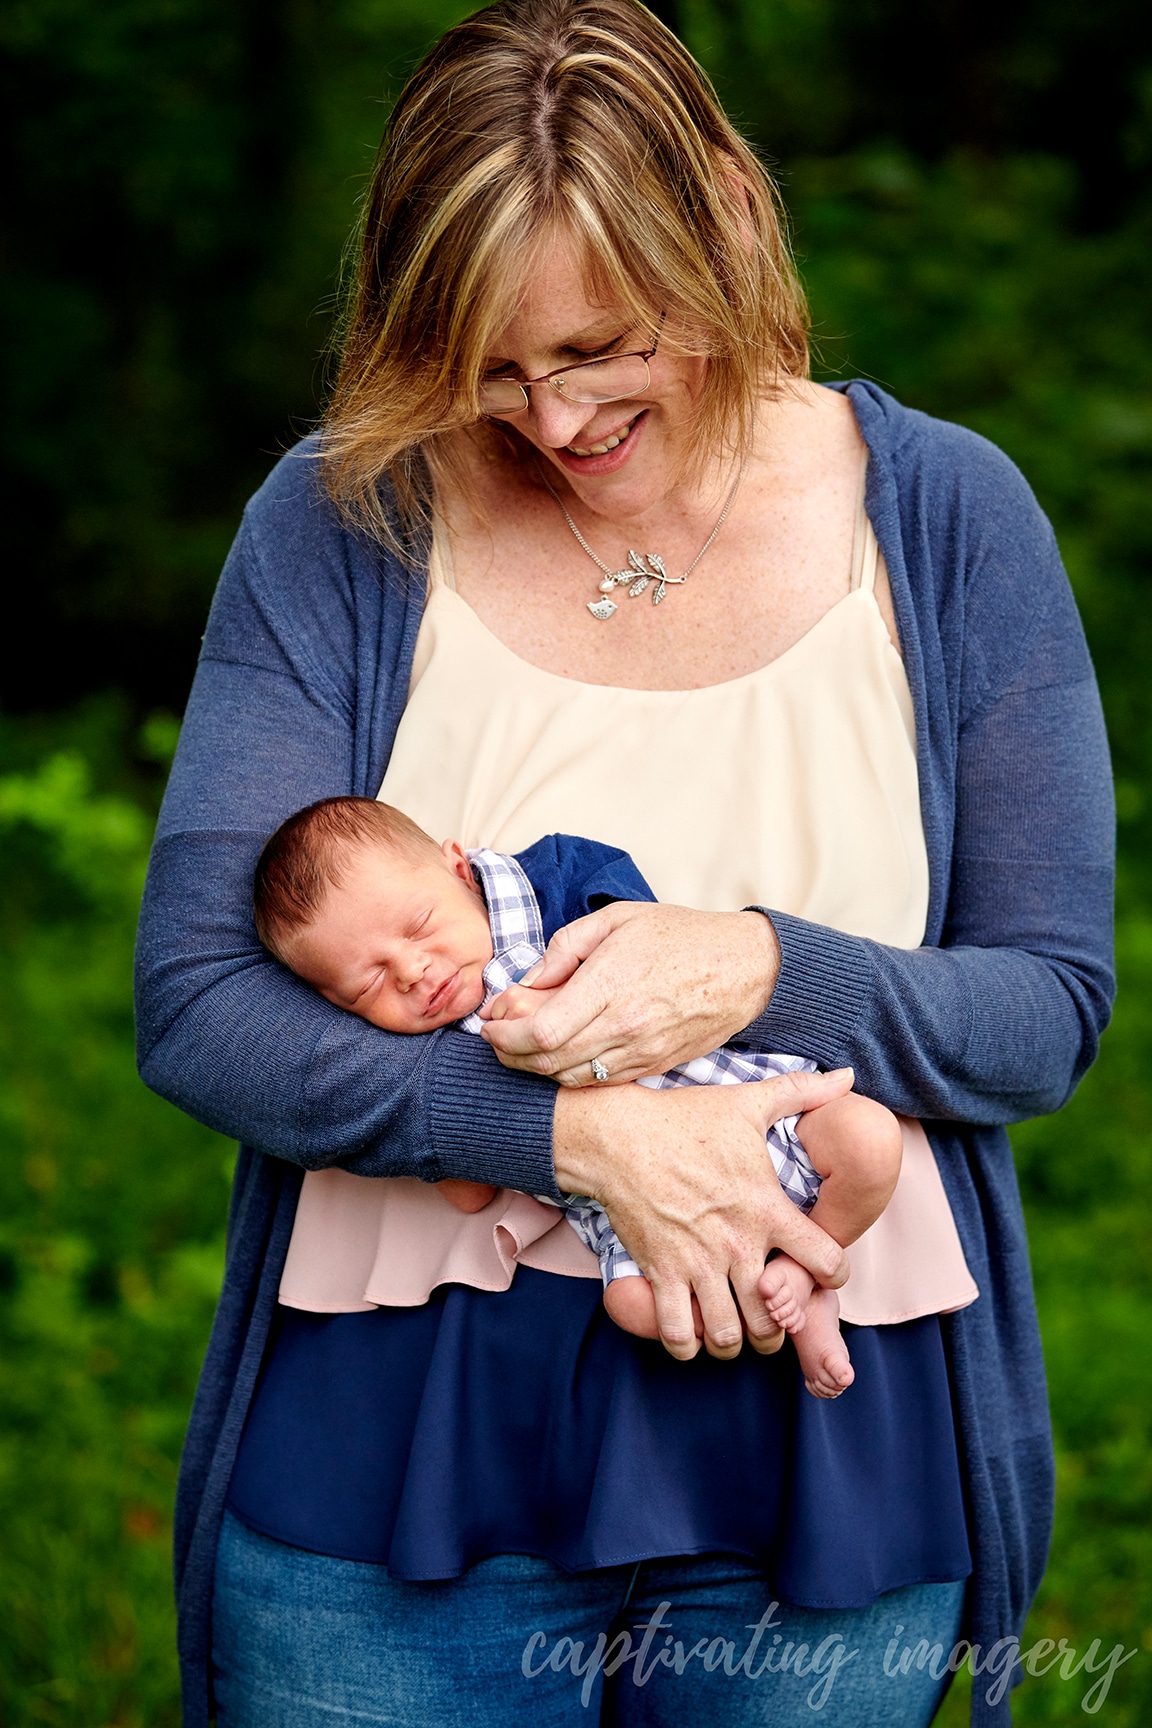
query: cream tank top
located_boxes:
[279,496,977,1325]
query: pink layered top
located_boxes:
[280,500,977,1325]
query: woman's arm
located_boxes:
[134,456,559,1197]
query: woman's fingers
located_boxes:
[647,1273,745,1362]
[692,1272,747,1359]
[480,959,616,1072]
[735,1067,855,1131]
[729,1257,787,1354]
[517,907,624,991]
[647,1273,703,1362]
[483,902,781,1079]
[768,1194,850,1291]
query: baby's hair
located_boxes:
[253,796,439,960]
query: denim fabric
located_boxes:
[213,1511,966,1727]
[135,383,1116,1727]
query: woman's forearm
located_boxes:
[137,829,561,1190]
[134,494,564,1198]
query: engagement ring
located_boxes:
[590,1057,610,1082]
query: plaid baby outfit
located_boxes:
[459,848,822,1287]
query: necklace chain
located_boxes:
[534,458,749,619]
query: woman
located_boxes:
[134,2,1115,1724]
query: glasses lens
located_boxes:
[555,355,651,404]
[478,379,528,415]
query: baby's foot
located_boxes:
[435,1179,499,1214]
[758,1255,854,1398]
[790,1286,854,1400]
[603,1276,705,1342]
[758,1252,817,1334]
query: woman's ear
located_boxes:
[442,837,484,893]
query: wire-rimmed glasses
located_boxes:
[478,326,661,416]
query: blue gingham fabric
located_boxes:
[456,849,549,1032]
[458,848,823,1287]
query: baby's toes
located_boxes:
[765,1289,804,1332]
[805,1352,855,1400]
[758,1265,787,1302]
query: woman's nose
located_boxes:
[524,386,600,450]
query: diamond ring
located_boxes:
[590,1057,610,1083]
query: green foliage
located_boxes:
[1,1,1150,1724]
[0,733,232,1727]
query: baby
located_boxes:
[253,797,903,1398]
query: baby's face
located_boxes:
[283,839,494,1034]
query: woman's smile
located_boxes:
[554,409,646,476]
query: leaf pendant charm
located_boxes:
[587,597,617,620]
[622,551,667,601]
[651,580,668,605]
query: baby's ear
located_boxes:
[442,837,483,893]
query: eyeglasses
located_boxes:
[478,322,662,417]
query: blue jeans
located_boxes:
[213,1511,966,1726]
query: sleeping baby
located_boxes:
[252,796,903,1398]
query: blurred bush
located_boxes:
[0,726,232,1728]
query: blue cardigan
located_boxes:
[134,382,1115,1726]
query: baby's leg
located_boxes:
[795,1092,903,1244]
[562,1202,700,1343]
[436,1179,500,1213]
[759,1094,902,1398]
[604,1273,704,1342]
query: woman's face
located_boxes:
[480,232,707,521]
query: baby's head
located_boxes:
[253,798,493,1033]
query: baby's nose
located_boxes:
[394,952,427,990]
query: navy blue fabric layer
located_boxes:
[227,1271,971,1602]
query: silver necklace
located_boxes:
[534,459,749,620]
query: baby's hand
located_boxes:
[482,982,566,1022]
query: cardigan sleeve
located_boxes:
[744,434,1115,1125]
[134,466,562,1197]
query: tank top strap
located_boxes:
[848,455,879,595]
[428,513,457,592]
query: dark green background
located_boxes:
[1,2,1149,1721]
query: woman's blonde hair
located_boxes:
[321,0,809,550]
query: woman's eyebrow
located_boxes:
[484,322,628,370]
[553,324,631,358]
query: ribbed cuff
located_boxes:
[741,908,875,1065]
[426,1030,562,1199]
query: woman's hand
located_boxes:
[554,1066,853,1361]
[479,902,780,1085]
